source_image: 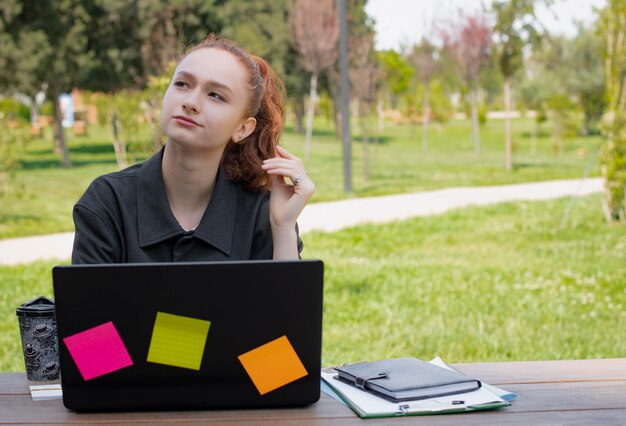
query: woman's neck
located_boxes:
[161,143,223,230]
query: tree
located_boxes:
[292,0,339,161]
[0,0,95,166]
[532,36,579,156]
[350,32,382,181]
[492,0,545,170]
[81,1,222,91]
[377,50,414,108]
[518,59,548,155]
[442,11,492,156]
[325,0,375,137]
[408,37,437,151]
[568,25,606,135]
[217,0,309,133]
[599,0,626,223]
[0,117,26,219]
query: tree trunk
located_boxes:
[504,79,512,171]
[52,92,71,167]
[532,118,538,156]
[554,116,564,157]
[470,88,480,156]
[422,82,430,152]
[304,71,318,162]
[376,96,384,141]
[30,103,39,128]
[362,102,370,182]
[110,113,128,169]
[293,95,304,134]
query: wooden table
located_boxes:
[1,358,624,425]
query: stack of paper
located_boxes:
[321,357,516,418]
[29,384,63,401]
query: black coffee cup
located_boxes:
[16,297,60,381]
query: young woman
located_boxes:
[72,35,315,263]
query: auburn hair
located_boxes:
[180,34,285,191]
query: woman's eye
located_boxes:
[174,81,189,88]
[208,92,225,101]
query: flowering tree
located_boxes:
[442,12,492,155]
[350,32,382,181]
[408,37,437,151]
[292,0,339,161]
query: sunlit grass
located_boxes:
[304,193,625,365]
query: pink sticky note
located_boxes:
[63,321,133,381]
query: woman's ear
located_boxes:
[232,117,257,143]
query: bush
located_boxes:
[0,98,30,122]
[0,120,27,219]
[399,80,454,124]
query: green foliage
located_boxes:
[568,26,606,134]
[0,0,91,97]
[85,90,156,165]
[599,0,626,222]
[492,0,542,80]
[463,99,488,125]
[39,102,53,117]
[479,56,504,105]
[400,81,453,123]
[0,119,26,219]
[377,50,414,103]
[218,0,291,77]
[426,81,454,123]
[77,0,222,91]
[0,98,30,122]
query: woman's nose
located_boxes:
[182,92,201,113]
[182,101,199,113]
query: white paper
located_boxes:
[29,384,63,401]
[320,369,506,417]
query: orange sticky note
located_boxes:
[238,335,308,395]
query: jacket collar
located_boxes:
[137,148,236,256]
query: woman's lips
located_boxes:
[174,115,202,127]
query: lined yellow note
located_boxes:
[238,335,308,395]
[147,312,211,371]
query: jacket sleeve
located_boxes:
[249,194,303,260]
[71,181,124,264]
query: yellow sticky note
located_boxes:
[147,312,211,371]
[238,335,308,395]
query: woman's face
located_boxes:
[160,48,256,152]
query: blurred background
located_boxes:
[0,0,624,370]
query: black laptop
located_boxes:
[52,260,324,412]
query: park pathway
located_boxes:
[0,177,603,265]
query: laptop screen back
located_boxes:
[52,260,323,411]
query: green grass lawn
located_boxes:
[306,193,625,366]
[1,193,623,371]
[0,117,602,239]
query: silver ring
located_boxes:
[293,175,303,185]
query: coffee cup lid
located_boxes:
[16,296,55,317]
